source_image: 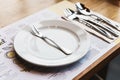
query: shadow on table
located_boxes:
[107,0,120,6]
[12,52,80,74]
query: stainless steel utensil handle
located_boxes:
[85,19,118,37]
[75,14,118,37]
[91,20,118,37]
[78,18,114,40]
[91,14,120,31]
[35,35,71,55]
[61,16,112,43]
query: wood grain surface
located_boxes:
[0,0,120,28]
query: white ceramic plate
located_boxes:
[14,20,90,67]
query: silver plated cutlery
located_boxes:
[75,2,120,31]
[31,25,72,55]
[64,8,115,40]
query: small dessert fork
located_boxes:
[31,25,72,55]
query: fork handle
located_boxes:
[37,36,71,55]
[91,14,120,31]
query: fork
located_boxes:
[65,8,119,37]
[31,25,72,55]
[64,8,115,40]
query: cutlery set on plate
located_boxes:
[14,2,120,67]
[31,25,72,55]
[62,2,120,43]
[30,2,120,56]
[14,20,90,66]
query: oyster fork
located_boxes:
[31,25,72,55]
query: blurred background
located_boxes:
[0,0,120,28]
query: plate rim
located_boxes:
[14,20,90,67]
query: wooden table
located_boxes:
[0,0,120,80]
[0,0,120,28]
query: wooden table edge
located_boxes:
[73,42,120,80]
